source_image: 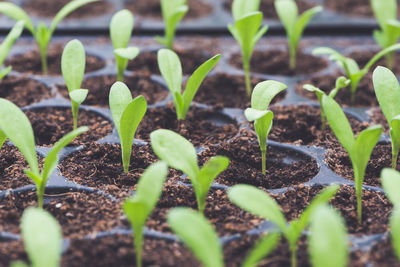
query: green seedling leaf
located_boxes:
[0,20,24,80]
[390,207,400,263]
[232,0,260,20]
[114,47,140,60]
[109,82,147,173]
[0,66,12,81]
[168,208,223,267]
[69,89,88,105]
[381,168,400,206]
[242,232,280,267]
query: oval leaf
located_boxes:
[61,39,85,92]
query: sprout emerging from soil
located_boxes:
[151,129,229,213]
[156,0,188,49]
[157,49,220,120]
[322,95,383,224]
[0,98,88,208]
[275,0,322,71]
[228,184,339,267]
[123,162,168,267]
[0,0,98,74]
[110,9,140,82]
[0,21,24,81]
[109,82,147,173]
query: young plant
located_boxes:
[123,161,168,267]
[313,43,400,102]
[303,76,350,130]
[228,0,268,96]
[157,49,220,120]
[274,0,322,70]
[11,207,62,267]
[244,80,287,174]
[109,82,147,173]
[322,95,383,224]
[373,66,400,169]
[110,9,140,82]
[0,0,98,74]
[0,98,88,208]
[61,39,88,130]
[0,20,25,81]
[155,0,188,49]
[228,184,339,267]
[150,129,229,213]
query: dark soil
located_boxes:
[368,238,400,267]
[229,50,328,76]
[136,104,240,146]
[348,49,400,75]
[326,0,382,17]
[0,76,53,107]
[326,143,399,187]
[369,107,390,133]
[24,107,113,146]
[0,240,28,267]
[57,74,169,107]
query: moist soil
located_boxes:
[229,50,328,76]
[326,143,399,187]
[0,240,28,267]
[136,104,240,146]
[348,50,400,75]
[369,107,390,133]
[367,238,400,267]
[57,74,169,107]
[24,107,113,146]
[326,0,382,17]
[0,76,53,107]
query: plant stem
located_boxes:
[289,45,296,71]
[37,184,45,209]
[386,53,394,70]
[261,150,266,175]
[243,60,251,96]
[392,150,399,169]
[40,46,48,74]
[134,229,143,267]
[290,244,297,267]
[72,103,79,130]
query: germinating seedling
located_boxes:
[157,49,220,120]
[151,129,229,213]
[322,95,382,224]
[123,161,168,267]
[0,21,24,81]
[274,0,322,70]
[373,67,400,169]
[109,82,147,173]
[0,98,88,208]
[110,9,140,82]
[156,0,188,49]
[228,184,339,267]
[244,80,287,174]
[313,43,400,102]
[0,0,98,74]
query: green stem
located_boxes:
[134,229,143,267]
[290,244,297,267]
[392,150,399,169]
[37,183,45,209]
[350,82,357,104]
[289,45,296,71]
[355,171,362,225]
[386,53,394,70]
[261,150,266,175]
[40,46,48,74]
[71,103,79,130]
[243,60,251,97]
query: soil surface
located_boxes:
[24,107,113,146]
[369,107,390,133]
[0,240,28,267]
[367,238,400,267]
[326,0,380,17]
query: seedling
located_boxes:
[228,0,268,96]
[109,82,147,173]
[61,39,88,130]
[308,205,348,267]
[373,67,400,169]
[11,207,62,267]
[228,184,339,267]
[322,95,382,224]
[0,98,88,208]
[244,80,287,174]
[155,0,188,49]
[390,207,400,264]
[313,43,400,102]
[151,129,229,213]
[123,162,168,267]
[110,9,140,82]
[0,21,24,81]
[157,49,220,120]
[0,0,98,74]
[274,0,322,70]
[303,76,350,130]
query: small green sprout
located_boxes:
[151,129,229,214]
[0,21,24,80]
[155,0,188,49]
[313,43,400,103]
[322,95,383,224]
[244,80,287,174]
[110,9,140,82]
[61,39,89,130]
[228,184,339,267]
[123,161,168,267]
[228,0,268,96]
[241,232,280,267]
[0,98,88,208]
[11,207,62,267]
[157,49,221,120]
[0,0,98,74]
[303,76,350,130]
[308,205,348,267]
[274,0,322,70]
[373,66,400,169]
[109,82,147,173]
